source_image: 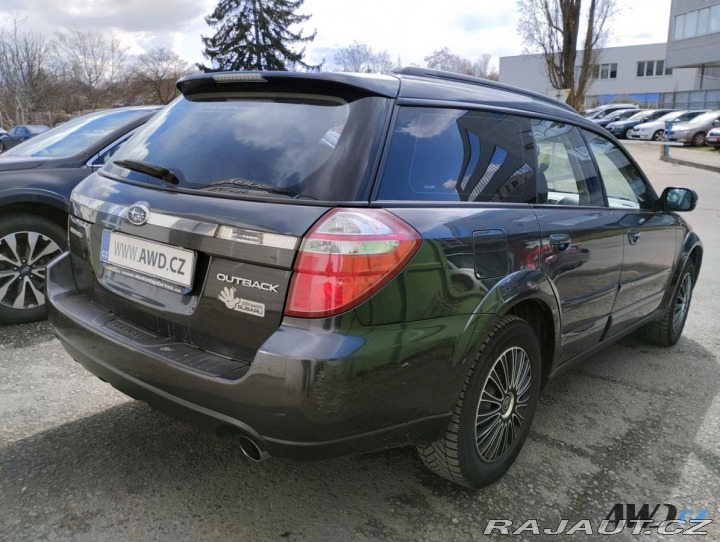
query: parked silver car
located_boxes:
[666,110,720,146]
[627,110,709,141]
[706,127,720,148]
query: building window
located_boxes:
[674,4,720,40]
[637,60,672,78]
[591,63,617,79]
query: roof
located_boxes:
[177,68,593,127]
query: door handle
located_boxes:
[628,228,640,245]
[549,234,571,252]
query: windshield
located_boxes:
[688,111,720,124]
[103,94,390,201]
[627,112,651,121]
[2,109,153,158]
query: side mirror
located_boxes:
[712,119,720,126]
[661,187,697,212]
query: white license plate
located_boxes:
[707,136,718,142]
[100,230,196,288]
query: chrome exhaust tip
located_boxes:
[238,436,270,462]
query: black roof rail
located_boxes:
[392,66,577,113]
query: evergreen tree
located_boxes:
[198,0,319,72]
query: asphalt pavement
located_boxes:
[1,142,719,541]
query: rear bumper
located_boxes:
[47,252,459,460]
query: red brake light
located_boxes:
[284,208,421,318]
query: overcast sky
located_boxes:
[0,0,673,69]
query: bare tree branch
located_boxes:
[517,0,617,109]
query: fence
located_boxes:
[659,89,720,110]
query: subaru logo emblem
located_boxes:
[127,203,150,226]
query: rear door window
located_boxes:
[377,108,536,203]
[532,121,604,206]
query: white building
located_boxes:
[499,42,720,109]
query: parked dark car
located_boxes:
[593,108,640,128]
[584,103,638,120]
[706,127,720,148]
[606,109,676,138]
[0,124,49,151]
[0,106,160,324]
[46,69,701,488]
[666,110,720,146]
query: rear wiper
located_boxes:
[114,159,181,186]
[200,178,296,197]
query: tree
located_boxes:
[199,0,319,72]
[424,48,498,80]
[55,29,128,109]
[517,0,617,109]
[0,15,57,125]
[474,53,499,81]
[334,41,393,73]
[133,47,191,104]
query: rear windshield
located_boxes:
[103,94,390,201]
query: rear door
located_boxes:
[532,122,624,362]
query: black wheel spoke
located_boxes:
[475,346,532,462]
[672,273,692,332]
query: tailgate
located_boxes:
[69,175,331,362]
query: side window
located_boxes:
[378,108,536,203]
[532,121,604,206]
[583,131,653,210]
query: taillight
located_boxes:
[285,208,421,318]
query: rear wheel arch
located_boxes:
[502,298,557,381]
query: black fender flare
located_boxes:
[443,269,561,411]
[659,231,703,310]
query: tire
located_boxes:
[652,130,665,141]
[417,315,542,488]
[637,262,695,347]
[0,214,66,325]
[691,132,706,146]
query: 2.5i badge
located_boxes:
[218,286,266,317]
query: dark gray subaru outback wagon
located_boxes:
[46,68,702,488]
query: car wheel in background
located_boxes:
[417,315,542,488]
[0,214,66,325]
[652,130,665,141]
[691,132,706,146]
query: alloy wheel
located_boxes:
[475,346,532,462]
[672,273,693,333]
[0,230,62,310]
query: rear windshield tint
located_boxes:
[103,94,390,201]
